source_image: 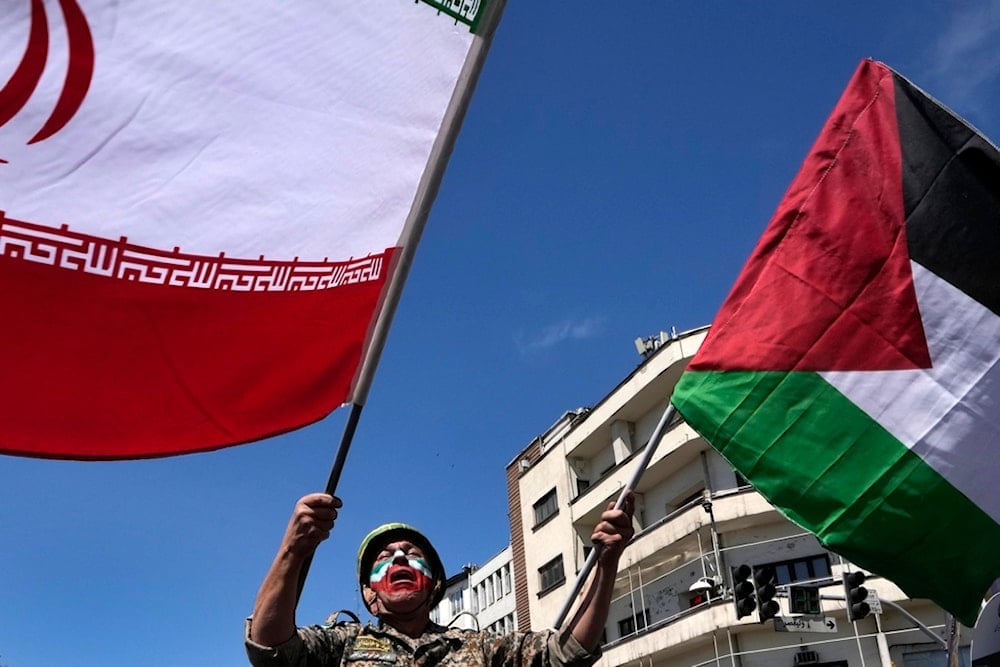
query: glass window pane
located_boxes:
[811,556,831,578]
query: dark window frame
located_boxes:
[758,553,833,586]
[533,488,559,527]
[616,608,650,638]
[537,555,565,595]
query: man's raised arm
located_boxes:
[566,491,635,651]
[249,493,341,647]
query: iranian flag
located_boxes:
[672,59,1000,626]
[0,1,499,459]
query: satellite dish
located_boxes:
[689,576,719,593]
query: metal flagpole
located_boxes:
[347,0,506,412]
[295,0,508,600]
[552,402,680,630]
[296,402,365,599]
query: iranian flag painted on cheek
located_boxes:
[672,59,1000,626]
[369,557,434,595]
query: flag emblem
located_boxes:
[0,0,94,152]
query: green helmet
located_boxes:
[356,522,446,607]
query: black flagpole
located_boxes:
[295,402,365,599]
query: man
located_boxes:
[246,491,635,666]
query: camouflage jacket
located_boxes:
[244,618,601,667]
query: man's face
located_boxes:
[368,539,435,612]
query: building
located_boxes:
[431,547,517,635]
[505,327,970,667]
[471,546,517,634]
[431,566,475,629]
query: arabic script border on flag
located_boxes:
[1,214,385,292]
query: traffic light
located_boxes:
[755,566,780,623]
[732,564,756,619]
[843,571,871,621]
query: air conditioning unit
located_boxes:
[793,650,819,665]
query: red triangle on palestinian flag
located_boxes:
[689,59,930,373]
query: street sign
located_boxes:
[775,615,838,633]
[867,589,882,615]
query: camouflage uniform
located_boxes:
[244,618,601,667]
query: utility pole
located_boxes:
[945,615,961,667]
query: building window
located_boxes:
[576,478,591,496]
[616,609,649,638]
[901,647,970,667]
[676,485,707,509]
[449,591,464,617]
[533,488,559,526]
[502,564,511,596]
[760,554,832,585]
[664,483,706,516]
[487,578,495,605]
[538,555,565,594]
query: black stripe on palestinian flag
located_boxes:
[672,59,1000,626]
[895,72,1000,316]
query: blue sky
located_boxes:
[2,3,1000,666]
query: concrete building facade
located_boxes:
[431,547,517,635]
[505,327,970,667]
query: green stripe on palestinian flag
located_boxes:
[676,368,1000,625]
[672,59,1000,626]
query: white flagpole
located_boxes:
[349,0,507,409]
[552,402,681,630]
[297,0,508,599]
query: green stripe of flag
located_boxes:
[673,369,999,625]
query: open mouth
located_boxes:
[388,567,417,584]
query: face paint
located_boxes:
[369,548,434,596]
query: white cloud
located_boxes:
[923,3,1000,121]
[515,317,604,352]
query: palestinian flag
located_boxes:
[672,59,1000,626]
[0,1,498,459]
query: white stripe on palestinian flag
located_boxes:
[823,261,1000,524]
